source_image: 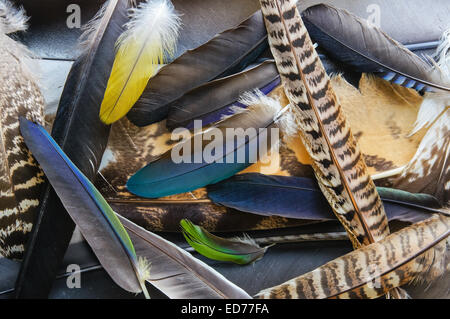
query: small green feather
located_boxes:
[180,219,269,265]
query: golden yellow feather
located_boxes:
[99,0,180,124]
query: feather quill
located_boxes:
[126,91,284,198]
[256,214,449,299]
[301,4,450,93]
[181,219,269,265]
[0,0,45,259]
[20,118,150,298]
[166,60,280,130]
[15,0,131,298]
[207,174,446,223]
[127,10,268,126]
[99,0,181,124]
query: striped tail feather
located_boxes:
[0,1,45,259]
[255,214,449,299]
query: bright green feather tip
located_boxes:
[180,219,268,265]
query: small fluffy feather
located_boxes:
[0,0,27,35]
[99,0,181,124]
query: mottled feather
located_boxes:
[0,1,45,259]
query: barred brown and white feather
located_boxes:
[395,110,449,205]
[259,0,413,298]
[259,0,389,248]
[0,1,45,259]
[256,214,449,299]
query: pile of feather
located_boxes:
[0,0,449,299]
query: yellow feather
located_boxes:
[100,0,180,124]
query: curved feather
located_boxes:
[301,4,450,92]
[127,92,282,198]
[256,214,450,299]
[181,219,268,265]
[20,118,149,297]
[99,0,181,124]
[15,0,130,298]
[207,174,446,223]
[127,10,268,126]
[166,60,280,130]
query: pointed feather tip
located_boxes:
[0,0,28,35]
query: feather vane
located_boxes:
[99,0,181,124]
[166,60,280,130]
[207,174,446,223]
[126,91,283,198]
[0,1,44,259]
[256,214,449,299]
[127,10,268,126]
[14,0,132,298]
[119,214,252,299]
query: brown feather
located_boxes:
[260,0,389,247]
[0,3,45,259]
